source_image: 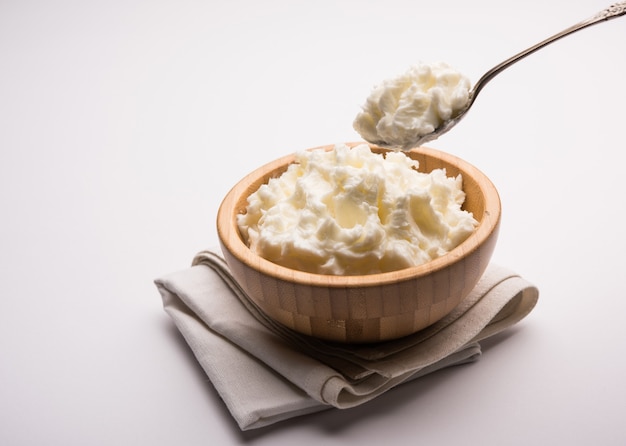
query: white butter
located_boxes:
[237,144,477,275]
[353,62,471,150]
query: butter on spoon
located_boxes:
[354,2,626,151]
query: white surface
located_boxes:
[1,0,625,444]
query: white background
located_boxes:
[2,0,625,444]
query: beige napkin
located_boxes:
[155,249,538,430]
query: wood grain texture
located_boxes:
[217,143,501,343]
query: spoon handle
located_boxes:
[469,2,626,103]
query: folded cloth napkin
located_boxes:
[155,249,538,431]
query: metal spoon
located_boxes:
[377,2,626,150]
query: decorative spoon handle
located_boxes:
[469,2,626,105]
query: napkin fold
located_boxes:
[155,249,538,431]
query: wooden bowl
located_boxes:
[217,142,500,343]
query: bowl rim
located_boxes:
[217,142,501,288]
